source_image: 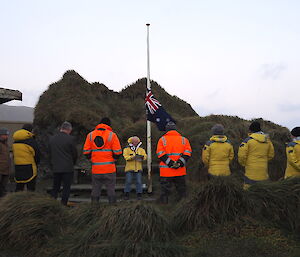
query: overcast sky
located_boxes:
[1,0,299,129]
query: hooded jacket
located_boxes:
[12,129,40,183]
[285,138,300,178]
[83,124,122,174]
[123,140,147,172]
[202,135,234,176]
[156,130,192,177]
[238,132,274,182]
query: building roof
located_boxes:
[0,88,22,104]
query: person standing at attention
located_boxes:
[13,124,40,192]
[49,121,78,206]
[284,127,300,179]
[238,121,274,189]
[123,136,147,200]
[83,118,122,204]
[202,124,234,178]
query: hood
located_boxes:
[13,129,34,141]
[210,135,228,143]
[95,123,112,131]
[249,132,268,143]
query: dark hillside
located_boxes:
[34,71,290,180]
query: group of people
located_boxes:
[202,121,300,188]
[0,117,299,205]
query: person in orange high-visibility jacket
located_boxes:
[83,117,122,204]
[156,121,192,204]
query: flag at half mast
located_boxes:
[145,88,175,131]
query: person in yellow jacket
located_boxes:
[238,121,274,189]
[12,124,40,191]
[202,124,234,177]
[285,127,300,178]
[123,136,147,200]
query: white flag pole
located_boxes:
[146,23,152,193]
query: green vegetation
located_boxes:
[0,177,299,257]
[34,70,290,181]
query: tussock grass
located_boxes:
[247,178,300,234]
[172,176,249,232]
[46,202,185,257]
[68,203,106,230]
[0,192,67,254]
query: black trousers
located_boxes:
[0,174,9,197]
[15,177,36,192]
[160,175,186,203]
[51,172,73,205]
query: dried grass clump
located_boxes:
[247,178,300,234]
[172,176,249,232]
[68,203,106,230]
[46,202,185,257]
[0,192,67,254]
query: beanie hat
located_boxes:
[0,128,9,135]
[128,136,141,146]
[22,123,33,132]
[249,121,261,133]
[165,121,176,131]
[211,124,224,135]
[100,117,111,126]
[291,127,300,137]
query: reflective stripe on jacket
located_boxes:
[238,132,274,182]
[202,135,234,176]
[156,130,192,177]
[83,124,122,174]
[285,139,300,178]
[12,129,40,183]
[123,147,147,172]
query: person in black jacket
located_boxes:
[49,121,78,205]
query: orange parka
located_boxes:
[83,124,122,174]
[156,130,192,177]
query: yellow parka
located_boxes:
[285,139,300,178]
[238,132,274,183]
[123,146,147,172]
[202,135,234,176]
[12,129,40,183]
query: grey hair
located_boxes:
[60,121,72,131]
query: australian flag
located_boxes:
[145,89,175,131]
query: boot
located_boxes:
[124,192,129,200]
[137,193,142,200]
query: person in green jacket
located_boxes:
[285,127,300,178]
[202,124,234,177]
[123,136,147,200]
[238,121,274,189]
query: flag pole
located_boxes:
[146,23,152,193]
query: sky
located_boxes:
[0,0,299,129]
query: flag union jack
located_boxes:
[145,90,161,114]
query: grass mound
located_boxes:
[68,203,106,230]
[46,202,185,257]
[247,178,300,234]
[172,176,249,232]
[0,192,67,254]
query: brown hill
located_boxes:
[34,70,290,180]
